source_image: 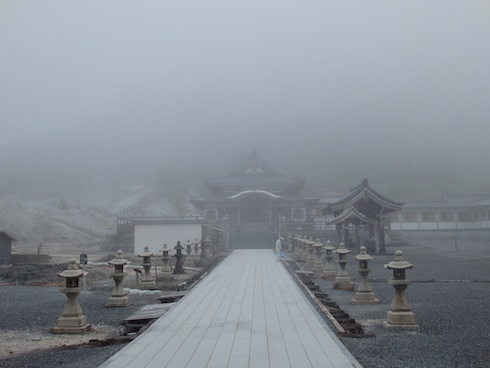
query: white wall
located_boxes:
[134,223,203,255]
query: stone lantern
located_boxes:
[184,239,194,267]
[160,243,173,280]
[204,236,212,259]
[173,241,185,274]
[300,236,309,262]
[352,246,379,304]
[293,234,300,258]
[137,246,156,290]
[51,258,91,334]
[313,240,324,274]
[106,250,129,307]
[384,250,417,326]
[321,240,336,280]
[306,237,316,268]
[333,242,354,291]
[287,233,294,252]
[296,236,305,262]
[193,238,201,265]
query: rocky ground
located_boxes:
[0,182,192,251]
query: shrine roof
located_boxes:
[327,206,376,225]
[322,178,404,215]
[204,151,304,194]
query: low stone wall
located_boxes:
[11,254,51,265]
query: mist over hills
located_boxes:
[2,0,490,247]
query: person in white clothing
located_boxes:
[275,237,283,261]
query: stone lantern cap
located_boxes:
[137,246,153,258]
[323,240,335,251]
[58,258,87,278]
[384,250,413,270]
[108,250,129,266]
[335,242,351,254]
[355,246,373,261]
[313,240,323,248]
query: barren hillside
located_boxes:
[0,181,191,252]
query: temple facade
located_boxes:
[190,152,321,238]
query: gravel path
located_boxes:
[1,240,489,367]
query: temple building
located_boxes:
[117,152,490,252]
[190,152,321,246]
[321,178,404,253]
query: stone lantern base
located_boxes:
[352,292,379,304]
[386,310,417,326]
[106,295,129,307]
[51,315,92,334]
[333,277,354,291]
[321,270,336,280]
[139,281,157,290]
[157,271,173,282]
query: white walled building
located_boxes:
[117,216,205,255]
[389,194,490,231]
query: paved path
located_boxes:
[100,250,361,368]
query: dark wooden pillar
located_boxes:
[368,223,375,238]
[377,220,386,254]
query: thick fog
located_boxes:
[1,1,490,198]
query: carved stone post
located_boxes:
[173,241,185,275]
[160,243,173,280]
[321,241,336,280]
[184,239,194,267]
[137,246,156,289]
[306,237,316,268]
[384,250,417,326]
[313,240,324,274]
[287,233,294,252]
[333,242,354,291]
[193,238,201,266]
[51,259,91,334]
[352,246,379,304]
[106,250,129,307]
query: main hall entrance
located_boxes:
[229,192,279,249]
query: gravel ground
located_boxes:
[301,240,490,368]
[0,286,161,368]
[1,241,489,368]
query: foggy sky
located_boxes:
[1,1,490,197]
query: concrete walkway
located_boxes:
[100,250,361,368]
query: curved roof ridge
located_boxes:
[221,151,286,178]
[227,190,282,199]
[323,178,404,214]
[327,206,375,225]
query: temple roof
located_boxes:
[327,206,376,226]
[204,151,305,196]
[322,178,404,218]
